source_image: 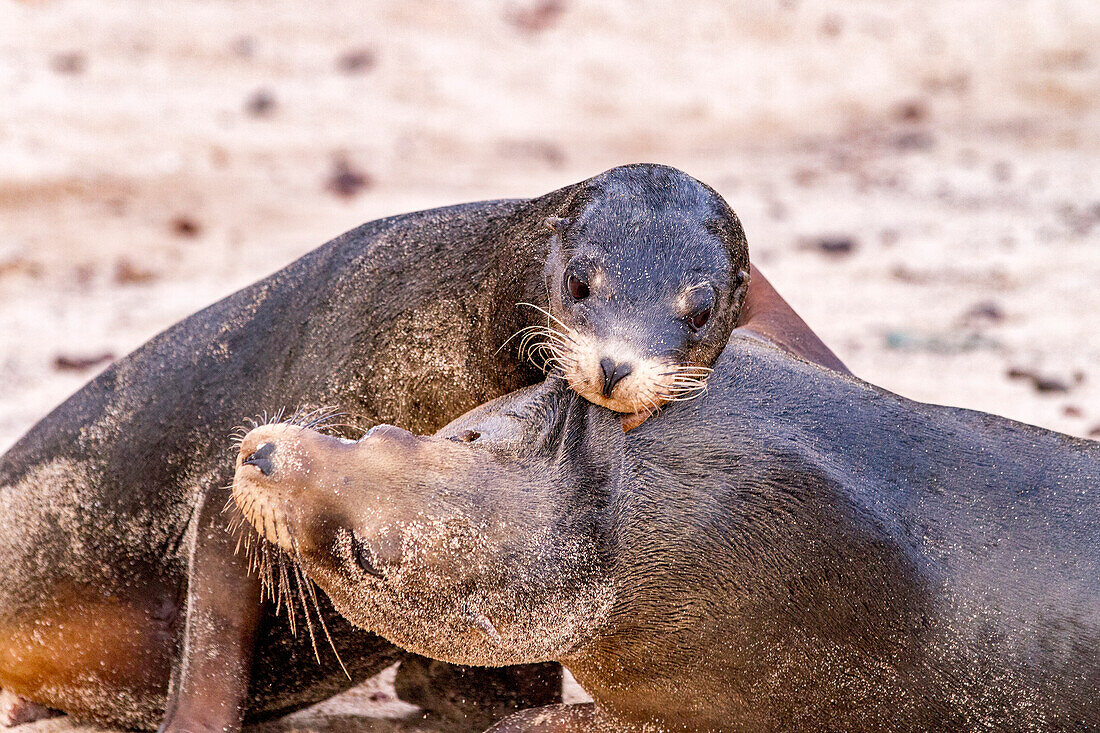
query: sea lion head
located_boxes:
[231,379,621,667]
[537,164,749,425]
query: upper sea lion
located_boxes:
[231,336,1098,732]
[0,165,833,731]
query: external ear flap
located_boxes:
[731,268,750,314]
[544,216,570,234]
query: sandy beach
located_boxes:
[1,0,1097,730]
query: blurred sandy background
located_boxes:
[1,0,1097,730]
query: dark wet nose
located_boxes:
[242,441,275,476]
[600,358,633,398]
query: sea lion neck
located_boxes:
[436,376,626,483]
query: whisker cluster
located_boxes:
[511,302,581,376]
[223,404,352,675]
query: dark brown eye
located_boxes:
[567,273,590,300]
[690,307,711,331]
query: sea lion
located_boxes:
[0,164,819,732]
[231,336,1098,732]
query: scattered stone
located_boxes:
[326,158,372,198]
[74,264,95,287]
[879,228,900,247]
[336,48,376,74]
[506,0,566,34]
[792,168,819,187]
[113,258,157,285]
[230,36,256,59]
[1062,405,1083,419]
[54,353,114,372]
[961,301,1005,325]
[1058,203,1100,237]
[1088,425,1100,440]
[819,13,843,38]
[0,248,40,279]
[810,236,856,256]
[170,216,201,238]
[894,131,935,151]
[894,100,927,123]
[50,51,85,75]
[1006,367,1071,394]
[245,88,276,117]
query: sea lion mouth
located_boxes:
[509,305,712,418]
[231,468,297,554]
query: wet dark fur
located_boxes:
[589,337,1099,730]
[0,165,749,730]
[415,338,1097,731]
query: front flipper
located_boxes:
[159,489,262,733]
[486,703,638,732]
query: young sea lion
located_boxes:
[231,336,1098,732]
[0,165,827,732]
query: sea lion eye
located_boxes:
[689,307,712,332]
[567,273,590,300]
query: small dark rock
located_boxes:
[819,13,843,38]
[813,237,856,256]
[506,0,567,34]
[50,52,86,75]
[336,48,376,74]
[1088,425,1100,440]
[1033,378,1069,396]
[170,216,201,238]
[1006,367,1071,394]
[54,353,114,372]
[230,36,256,59]
[894,100,927,123]
[245,88,276,117]
[1062,405,1084,419]
[326,158,372,198]
[894,131,935,151]
[792,168,819,187]
[961,301,1005,325]
[114,259,158,285]
[991,160,1012,183]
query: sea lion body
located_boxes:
[0,198,545,728]
[233,337,1099,731]
[0,165,797,730]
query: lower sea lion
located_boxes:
[0,165,833,731]
[232,336,1098,732]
